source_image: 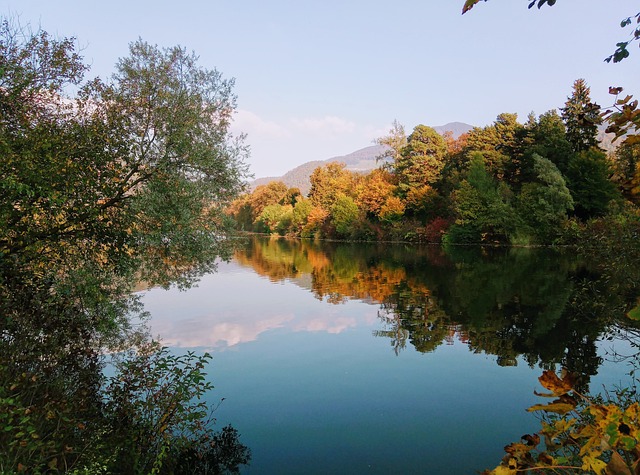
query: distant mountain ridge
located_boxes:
[250,122,474,195]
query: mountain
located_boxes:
[250,122,474,195]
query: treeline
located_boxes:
[228,79,640,245]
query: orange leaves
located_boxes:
[537,369,577,397]
[528,370,579,415]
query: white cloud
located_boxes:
[232,109,291,140]
[290,115,356,135]
[230,109,388,177]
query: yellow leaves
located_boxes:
[528,394,578,415]
[493,369,640,474]
[582,454,607,474]
[491,466,517,475]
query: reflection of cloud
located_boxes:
[143,261,382,352]
[151,314,295,350]
[293,317,358,334]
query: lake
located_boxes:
[140,236,640,474]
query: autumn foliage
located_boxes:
[228,80,637,245]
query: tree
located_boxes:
[461,2,640,146]
[395,124,447,192]
[611,141,640,202]
[0,20,250,473]
[561,79,602,153]
[248,181,289,220]
[517,154,573,239]
[374,119,407,170]
[463,113,524,183]
[449,153,519,244]
[291,197,314,235]
[0,24,249,289]
[331,195,360,238]
[565,148,620,219]
[255,204,293,234]
[354,168,397,219]
[525,109,573,175]
[308,162,357,209]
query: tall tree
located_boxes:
[561,79,602,153]
[395,124,447,192]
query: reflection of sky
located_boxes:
[141,261,378,351]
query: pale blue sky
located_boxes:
[4,1,639,177]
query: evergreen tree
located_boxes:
[561,79,602,153]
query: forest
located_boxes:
[228,79,640,246]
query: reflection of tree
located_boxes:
[377,282,452,354]
[0,267,251,474]
[237,236,640,380]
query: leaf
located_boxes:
[538,369,576,396]
[528,395,578,414]
[628,304,640,321]
[492,466,517,475]
[583,455,608,475]
[462,0,483,14]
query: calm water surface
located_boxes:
[141,237,639,474]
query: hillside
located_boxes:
[250,122,474,195]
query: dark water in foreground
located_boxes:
[141,237,640,474]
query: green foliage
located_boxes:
[449,154,521,244]
[517,154,574,240]
[525,109,573,175]
[104,343,250,475]
[395,124,447,191]
[0,21,248,289]
[308,162,357,209]
[291,197,313,234]
[330,195,359,238]
[462,113,525,183]
[566,148,620,219]
[255,204,293,234]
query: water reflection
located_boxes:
[233,237,640,382]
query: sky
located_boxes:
[3,1,640,178]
